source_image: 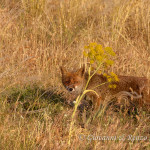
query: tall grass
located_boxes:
[0,0,150,149]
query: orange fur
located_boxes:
[60,66,150,109]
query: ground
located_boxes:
[0,0,150,149]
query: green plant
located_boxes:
[68,43,118,145]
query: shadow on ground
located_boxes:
[1,85,70,114]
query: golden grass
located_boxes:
[0,0,150,149]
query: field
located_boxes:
[0,0,150,149]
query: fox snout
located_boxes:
[65,85,78,92]
[68,87,74,92]
[66,86,74,92]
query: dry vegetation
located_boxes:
[0,0,150,149]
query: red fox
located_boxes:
[60,66,150,110]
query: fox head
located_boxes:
[60,66,85,94]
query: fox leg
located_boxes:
[93,96,102,110]
[85,92,102,110]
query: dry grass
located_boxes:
[0,0,150,149]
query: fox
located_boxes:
[60,66,150,110]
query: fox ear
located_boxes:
[60,66,67,76]
[76,65,85,77]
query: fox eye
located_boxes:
[65,81,70,84]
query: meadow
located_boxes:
[0,0,150,149]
